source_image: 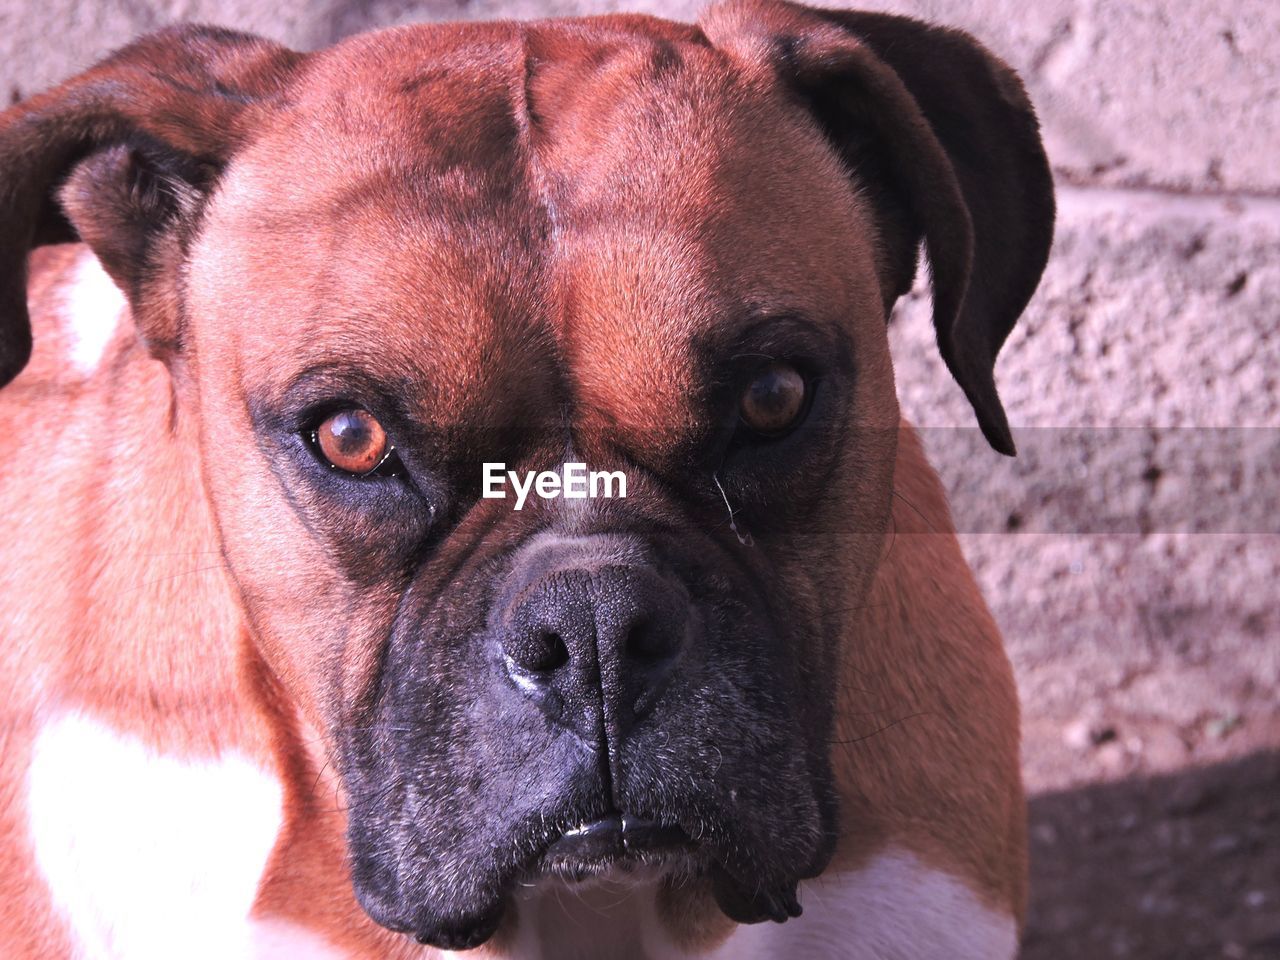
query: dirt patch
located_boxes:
[1024,748,1280,959]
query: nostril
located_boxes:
[625,616,680,662]
[516,629,569,674]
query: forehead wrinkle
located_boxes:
[293,26,530,166]
[540,45,750,221]
[519,36,745,451]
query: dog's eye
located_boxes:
[739,363,807,437]
[312,408,397,477]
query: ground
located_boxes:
[1023,710,1280,958]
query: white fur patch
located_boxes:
[27,713,284,960]
[495,849,1014,960]
[250,920,349,960]
[711,848,1017,960]
[62,252,127,374]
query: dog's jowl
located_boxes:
[0,2,1053,957]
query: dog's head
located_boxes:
[0,1,1051,950]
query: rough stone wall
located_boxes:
[4,0,1277,953]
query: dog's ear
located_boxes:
[0,25,303,386]
[701,0,1054,455]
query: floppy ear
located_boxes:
[0,25,303,386]
[701,0,1055,455]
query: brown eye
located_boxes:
[314,408,391,475]
[739,363,807,436]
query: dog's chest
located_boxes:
[25,712,293,960]
[486,854,1016,960]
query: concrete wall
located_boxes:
[4,0,1277,947]
[5,0,1279,196]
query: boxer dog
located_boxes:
[0,1,1053,956]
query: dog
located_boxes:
[0,1,1053,956]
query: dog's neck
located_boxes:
[13,253,250,756]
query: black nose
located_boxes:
[496,536,689,741]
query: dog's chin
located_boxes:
[396,812,810,951]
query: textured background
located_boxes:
[4,0,1278,956]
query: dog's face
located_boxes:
[187,23,898,944]
[0,1,1052,951]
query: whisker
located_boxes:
[126,564,228,594]
[891,488,938,534]
[829,711,933,746]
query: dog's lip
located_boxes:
[540,812,695,868]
